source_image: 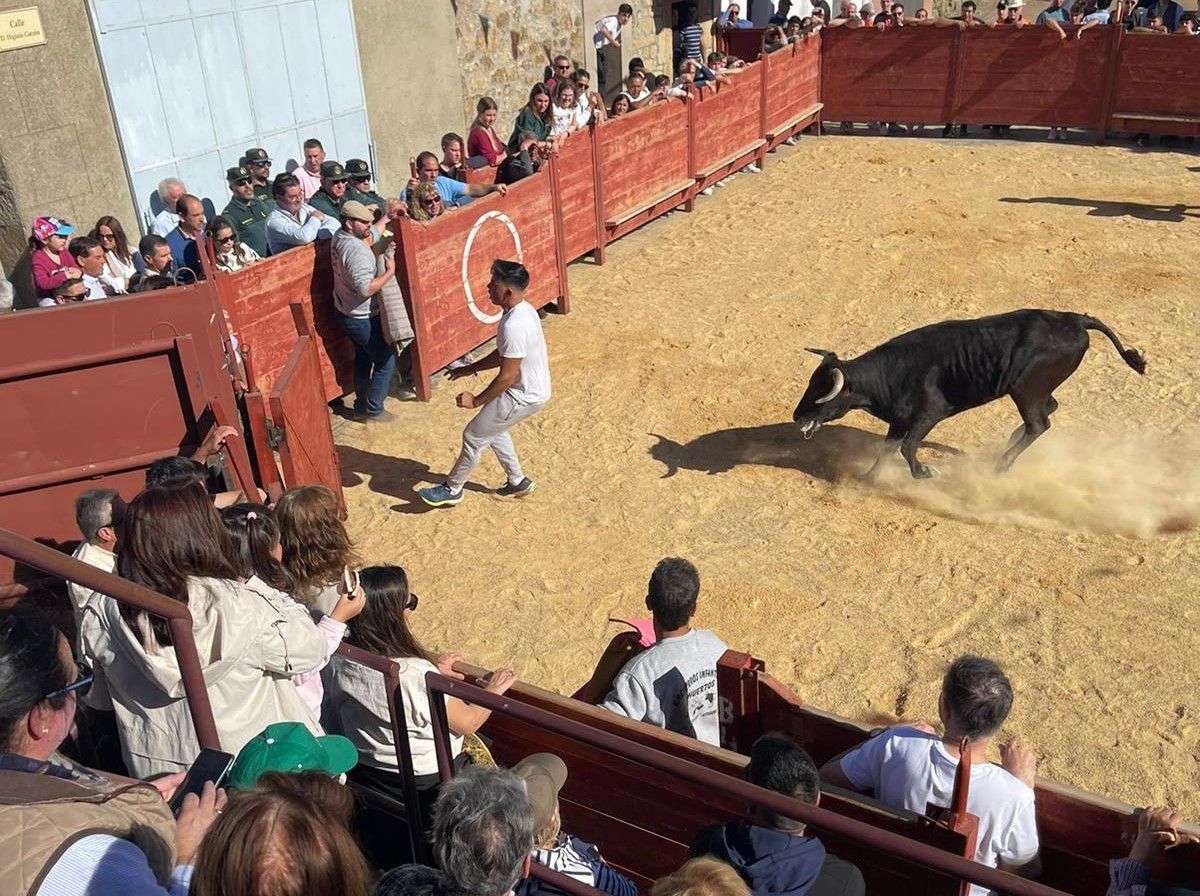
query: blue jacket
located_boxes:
[692,821,864,896]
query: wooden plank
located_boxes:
[604,179,695,228]
[554,127,600,263]
[598,101,691,226]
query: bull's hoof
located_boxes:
[912,463,939,479]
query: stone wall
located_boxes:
[0,0,137,301]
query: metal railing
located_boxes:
[0,527,219,749]
[424,672,1071,896]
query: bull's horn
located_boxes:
[815,368,844,404]
[805,347,832,358]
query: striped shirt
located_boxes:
[517,835,637,896]
[679,24,703,62]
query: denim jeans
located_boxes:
[337,312,395,416]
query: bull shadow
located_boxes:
[1000,196,1200,223]
[337,444,489,514]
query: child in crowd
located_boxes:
[275,484,360,615]
[220,503,363,724]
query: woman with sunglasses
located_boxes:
[406,181,445,222]
[328,566,516,828]
[0,611,226,895]
[205,215,261,273]
[89,215,140,291]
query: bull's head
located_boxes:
[793,348,852,438]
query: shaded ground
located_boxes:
[339,134,1200,815]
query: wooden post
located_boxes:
[758,39,770,162]
[1095,23,1124,144]
[545,152,571,314]
[685,87,698,213]
[392,216,432,401]
[589,121,607,265]
[716,650,764,754]
[945,26,968,126]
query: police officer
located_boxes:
[345,159,386,220]
[242,148,272,198]
[308,161,349,218]
[221,166,271,258]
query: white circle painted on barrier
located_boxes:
[461,210,523,324]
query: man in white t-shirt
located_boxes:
[594,4,633,96]
[820,656,1041,896]
[599,558,728,746]
[419,259,551,507]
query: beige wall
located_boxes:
[0,0,137,302]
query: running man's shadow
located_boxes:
[337,445,488,514]
[1000,196,1200,223]
[649,423,962,482]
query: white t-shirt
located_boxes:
[551,104,577,136]
[839,728,1039,896]
[497,300,551,404]
[594,14,621,49]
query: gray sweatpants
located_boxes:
[446,391,546,492]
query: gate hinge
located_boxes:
[264,420,286,450]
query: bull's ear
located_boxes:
[805,347,839,362]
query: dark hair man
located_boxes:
[70,236,119,298]
[594,4,634,95]
[374,767,535,896]
[692,733,865,896]
[222,165,271,257]
[403,150,507,208]
[820,656,1041,896]
[165,193,206,281]
[266,172,334,255]
[598,558,729,746]
[129,234,177,289]
[295,137,326,201]
[419,260,549,507]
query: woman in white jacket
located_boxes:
[81,481,331,777]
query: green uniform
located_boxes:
[308,188,343,218]
[252,182,270,199]
[347,186,387,212]
[222,195,272,258]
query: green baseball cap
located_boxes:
[227,722,359,790]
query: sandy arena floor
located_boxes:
[337,131,1200,815]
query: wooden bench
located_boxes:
[604,179,696,232]
[765,102,825,142]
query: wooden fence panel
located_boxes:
[216,244,353,401]
[764,36,823,143]
[954,27,1109,127]
[1110,33,1200,134]
[555,127,600,263]
[597,99,693,240]
[396,176,565,400]
[821,27,956,124]
[691,63,766,184]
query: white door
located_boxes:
[88,0,372,233]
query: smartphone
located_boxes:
[341,566,360,596]
[409,157,418,179]
[169,748,234,815]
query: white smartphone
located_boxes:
[341,566,359,595]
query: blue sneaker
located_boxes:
[496,477,535,498]
[418,484,463,507]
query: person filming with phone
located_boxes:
[0,611,226,896]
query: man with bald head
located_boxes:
[165,193,207,281]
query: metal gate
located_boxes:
[87,0,372,232]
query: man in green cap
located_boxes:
[345,158,386,221]
[308,160,349,218]
[226,721,359,790]
[242,147,272,198]
[221,165,271,258]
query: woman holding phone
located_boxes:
[0,611,226,895]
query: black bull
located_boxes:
[792,309,1146,479]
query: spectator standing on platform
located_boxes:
[547,55,573,91]
[439,133,469,180]
[266,173,335,255]
[89,216,139,291]
[692,733,865,896]
[150,178,186,236]
[71,237,121,298]
[469,97,509,168]
[418,260,549,508]
[770,0,794,24]
[599,557,728,746]
[1036,0,1069,24]
[374,767,535,896]
[294,138,326,201]
[718,3,754,27]
[165,194,206,281]
[594,4,634,96]
[1083,0,1113,23]
[819,655,1041,896]
[308,161,350,218]
[346,158,386,219]
[29,216,79,303]
[206,215,261,273]
[242,147,272,198]
[330,201,397,421]
[680,4,706,64]
[222,166,271,258]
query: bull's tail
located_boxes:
[1079,315,1146,375]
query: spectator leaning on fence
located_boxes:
[222,166,271,259]
[266,172,336,255]
[150,177,186,237]
[405,151,508,208]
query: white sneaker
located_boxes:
[783,136,797,146]
[716,176,734,187]
[746,163,761,173]
[701,186,714,196]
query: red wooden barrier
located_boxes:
[214,244,353,401]
[723,27,767,62]
[691,61,767,190]
[764,36,824,148]
[597,99,695,242]
[554,128,602,263]
[393,175,567,401]
[1110,32,1200,136]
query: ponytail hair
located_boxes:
[219,503,294,594]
